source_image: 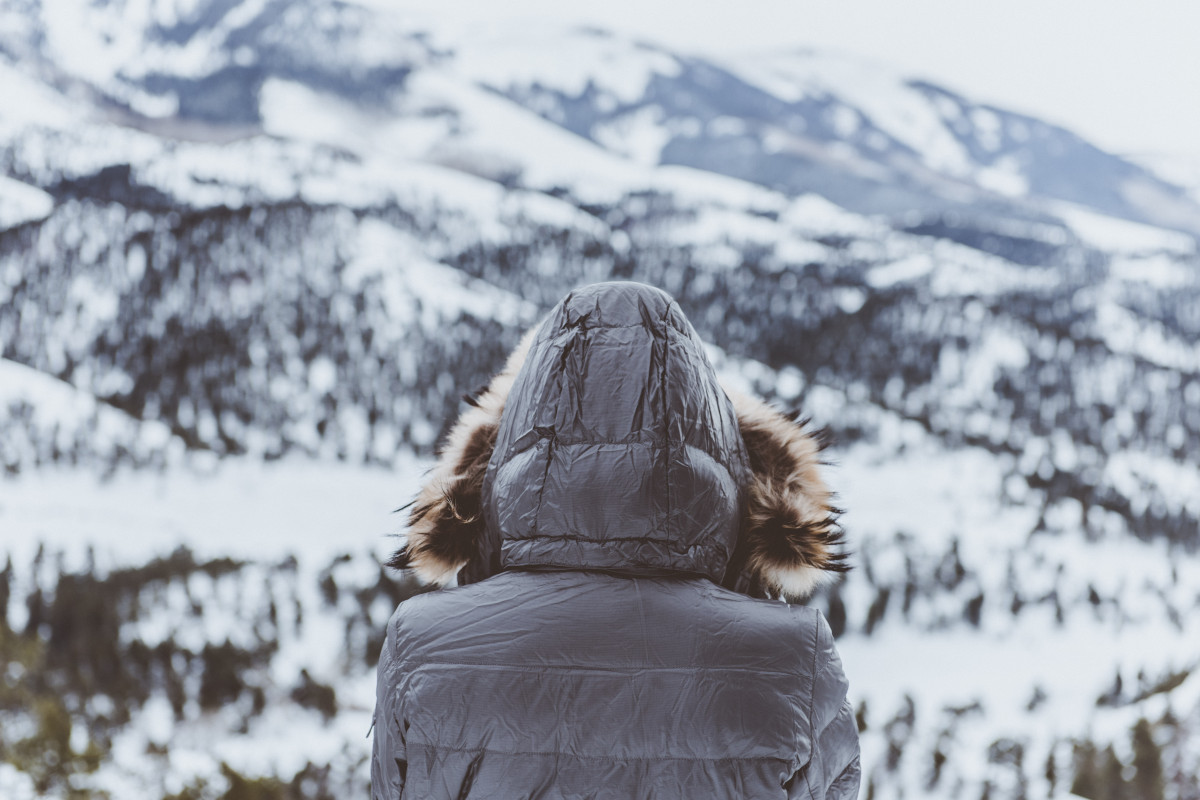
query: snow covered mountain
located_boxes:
[2,1,1199,799]
[4,0,1200,235]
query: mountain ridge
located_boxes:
[2,3,1200,798]
[3,1,1199,235]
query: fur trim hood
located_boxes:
[390,282,848,600]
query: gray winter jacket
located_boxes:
[373,282,860,799]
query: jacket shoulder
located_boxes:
[698,582,835,658]
[383,580,484,654]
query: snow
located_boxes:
[260,79,378,151]
[828,104,860,138]
[724,50,976,176]
[38,0,132,84]
[0,60,81,130]
[501,189,611,238]
[927,241,1060,296]
[0,454,419,797]
[833,287,867,314]
[831,418,1200,792]
[344,218,538,329]
[450,22,681,105]
[1052,201,1197,253]
[1109,253,1196,288]
[774,237,831,268]
[651,165,789,212]
[841,610,1196,739]
[976,156,1029,197]
[867,253,935,287]
[0,175,54,230]
[593,105,672,165]
[947,328,1030,402]
[307,357,338,395]
[0,450,429,789]
[1105,450,1200,518]
[0,456,418,569]
[0,764,36,800]
[1133,151,1200,203]
[3,8,1200,797]
[657,205,789,254]
[1095,298,1200,372]
[0,357,180,467]
[781,192,885,238]
[407,69,649,202]
[970,108,1003,151]
[840,439,1036,551]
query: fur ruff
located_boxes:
[722,386,849,599]
[387,326,537,584]
[390,330,849,599]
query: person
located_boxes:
[372,281,860,799]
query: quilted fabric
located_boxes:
[373,283,860,799]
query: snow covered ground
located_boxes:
[0,457,417,570]
[0,457,422,799]
[3,418,1197,798]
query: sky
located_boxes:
[399,0,1200,162]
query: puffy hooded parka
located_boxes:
[372,282,860,799]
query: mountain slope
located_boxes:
[4,1,1200,235]
[2,3,1200,799]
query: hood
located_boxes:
[390,282,848,600]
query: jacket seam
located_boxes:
[396,660,798,677]
[807,618,822,798]
[504,532,727,557]
[554,320,689,335]
[659,308,673,562]
[531,430,556,539]
[525,437,662,447]
[829,755,859,787]
[406,741,787,763]
[505,532,696,545]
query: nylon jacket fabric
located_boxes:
[373,282,860,799]
[473,281,749,585]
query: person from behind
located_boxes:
[373,281,860,799]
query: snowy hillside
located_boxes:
[2,1,1200,798]
[1136,153,1200,205]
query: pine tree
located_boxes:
[864,587,891,636]
[0,555,11,631]
[855,700,869,733]
[964,591,984,627]
[827,585,847,639]
[1071,740,1101,800]
[1101,746,1127,800]
[1131,718,1164,800]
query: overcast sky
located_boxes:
[402,0,1200,161]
